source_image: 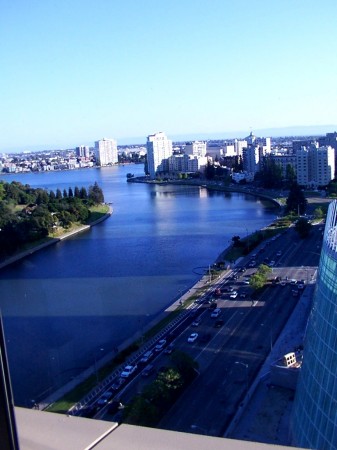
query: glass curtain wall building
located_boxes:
[292,200,337,449]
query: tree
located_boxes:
[295,217,312,238]
[258,158,283,188]
[313,207,324,220]
[74,186,80,198]
[170,350,198,382]
[286,182,307,215]
[88,182,104,204]
[80,187,88,199]
[68,187,74,198]
[123,395,158,426]
[56,189,62,200]
[249,264,272,290]
[204,161,216,180]
[232,235,242,247]
[285,164,296,187]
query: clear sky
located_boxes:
[1,0,337,152]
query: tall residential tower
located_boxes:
[146,132,173,179]
[94,138,118,166]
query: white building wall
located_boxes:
[243,146,260,174]
[296,147,309,186]
[234,139,247,156]
[94,139,118,166]
[147,132,173,178]
[222,145,236,156]
[311,145,335,186]
[184,141,207,157]
[296,145,334,187]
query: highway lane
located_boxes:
[158,225,322,435]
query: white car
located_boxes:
[154,339,167,351]
[120,364,137,378]
[230,291,238,299]
[188,333,198,343]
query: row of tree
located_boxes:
[0,180,104,259]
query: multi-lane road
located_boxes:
[80,221,323,434]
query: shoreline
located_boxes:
[0,206,112,271]
[127,176,283,208]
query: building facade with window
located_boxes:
[94,138,118,166]
[146,132,173,179]
[292,200,337,449]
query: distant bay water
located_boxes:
[0,165,277,406]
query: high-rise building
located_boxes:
[94,138,118,166]
[146,132,172,179]
[292,200,337,449]
[234,139,247,157]
[242,145,260,174]
[76,145,90,159]
[296,144,334,187]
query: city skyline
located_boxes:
[1,1,337,152]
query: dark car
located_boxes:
[209,302,217,310]
[142,364,155,377]
[164,343,175,354]
[214,319,224,328]
[108,400,124,415]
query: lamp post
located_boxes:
[235,361,249,391]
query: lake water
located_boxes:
[0,165,277,406]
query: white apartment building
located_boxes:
[296,144,334,187]
[312,145,335,186]
[184,141,207,157]
[168,154,208,174]
[146,132,173,179]
[296,147,310,186]
[222,144,236,156]
[234,139,247,157]
[242,145,260,175]
[94,138,118,166]
[257,137,271,153]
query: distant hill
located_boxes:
[117,124,337,145]
[4,124,337,153]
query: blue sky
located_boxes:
[1,0,337,152]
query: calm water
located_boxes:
[0,166,277,406]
